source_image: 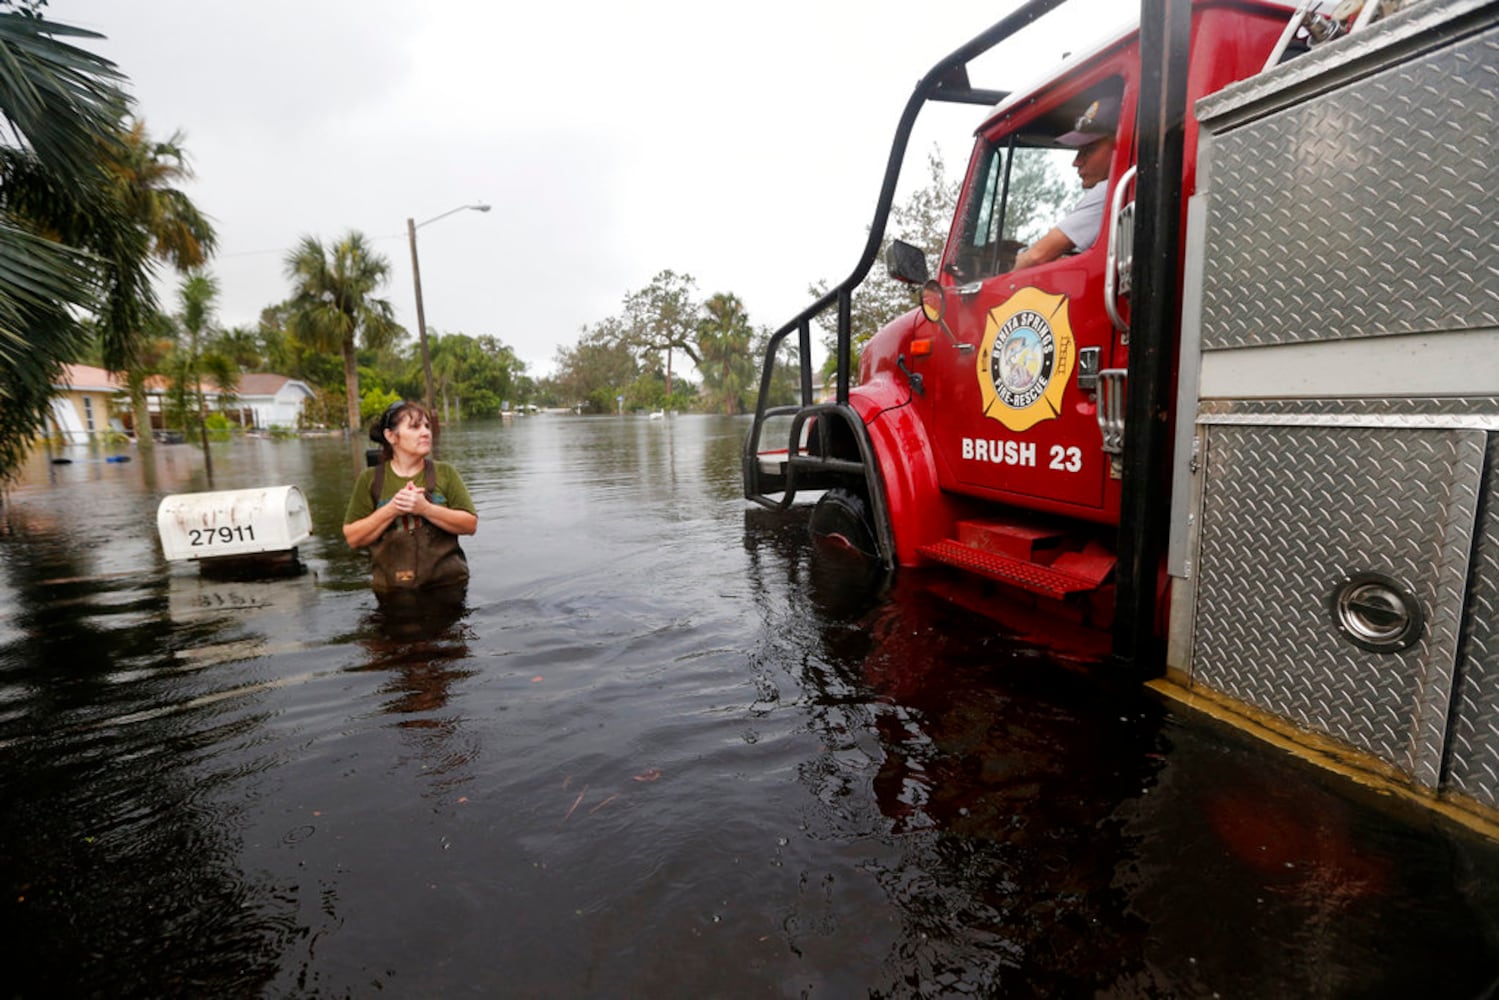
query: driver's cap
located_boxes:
[1058,97,1119,147]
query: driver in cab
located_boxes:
[1013,97,1119,270]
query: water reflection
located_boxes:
[2,418,1498,996]
[740,491,1499,997]
[355,588,473,721]
[0,497,169,701]
[744,507,1160,992]
[0,495,293,996]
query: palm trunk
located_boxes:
[195,363,214,486]
[128,370,154,460]
[343,338,360,432]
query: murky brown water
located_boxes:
[3,415,1498,998]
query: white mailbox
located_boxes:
[157,485,312,563]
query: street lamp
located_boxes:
[407,202,491,409]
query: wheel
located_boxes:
[808,487,886,611]
[809,488,878,562]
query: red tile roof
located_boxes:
[54,366,305,398]
[57,364,124,392]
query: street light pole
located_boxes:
[407,202,491,410]
[406,216,432,408]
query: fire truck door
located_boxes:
[933,131,1129,514]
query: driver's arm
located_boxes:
[1014,228,1075,270]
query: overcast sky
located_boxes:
[59,1,1136,378]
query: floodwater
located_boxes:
[2,415,1498,999]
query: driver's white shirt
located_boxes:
[1057,182,1108,251]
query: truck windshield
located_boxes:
[947,138,1081,283]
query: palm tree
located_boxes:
[0,8,128,479]
[697,292,755,415]
[213,325,263,371]
[100,120,217,451]
[432,344,461,425]
[283,231,399,432]
[174,272,221,482]
[2,112,215,459]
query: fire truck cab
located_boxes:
[745,0,1293,630]
[870,2,1290,572]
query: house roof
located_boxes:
[57,363,124,392]
[237,373,291,395]
[54,365,311,401]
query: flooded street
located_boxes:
[3,414,1499,998]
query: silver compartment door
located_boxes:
[1446,434,1499,809]
[1189,421,1485,788]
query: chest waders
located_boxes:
[368,459,469,592]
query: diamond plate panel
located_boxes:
[1190,424,1484,784]
[1445,434,1499,808]
[1197,396,1499,420]
[1199,27,1499,350]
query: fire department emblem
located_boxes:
[976,287,1076,432]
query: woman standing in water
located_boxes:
[343,400,477,592]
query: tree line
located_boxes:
[550,271,795,417]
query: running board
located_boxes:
[917,539,1107,601]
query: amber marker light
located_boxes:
[910,338,933,357]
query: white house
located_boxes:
[233,373,315,430]
[46,367,315,439]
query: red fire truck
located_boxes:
[746,0,1294,651]
[746,0,1499,825]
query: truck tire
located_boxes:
[809,488,878,563]
[809,487,886,609]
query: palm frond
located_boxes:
[0,12,128,177]
[0,253,92,481]
[0,217,96,359]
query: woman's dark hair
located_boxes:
[368,400,438,462]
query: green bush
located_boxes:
[360,387,401,424]
[299,388,346,430]
[205,412,234,441]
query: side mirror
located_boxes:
[885,240,929,285]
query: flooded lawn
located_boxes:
[3,415,1498,997]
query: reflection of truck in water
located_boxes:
[744,0,1499,833]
